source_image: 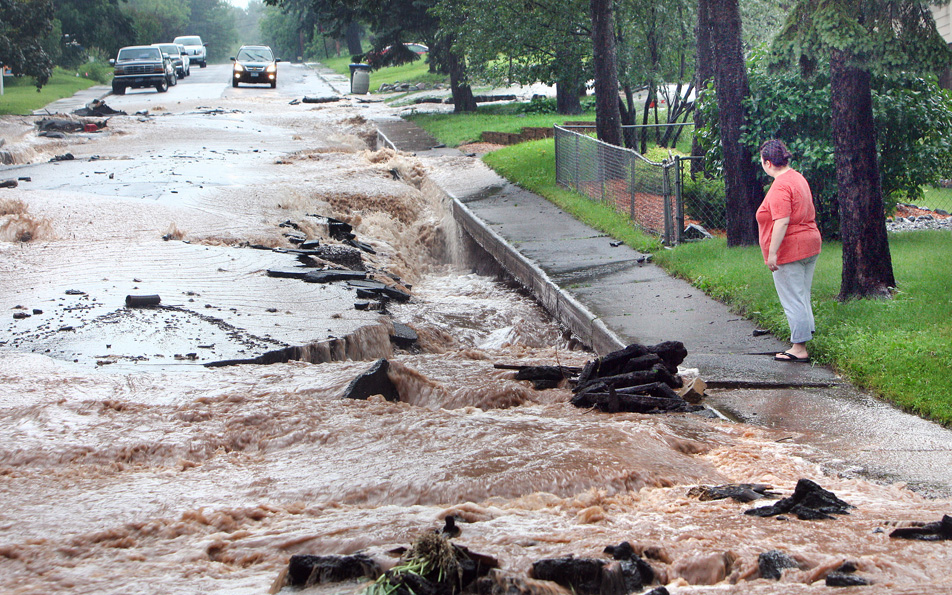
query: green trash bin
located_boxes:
[349,63,371,94]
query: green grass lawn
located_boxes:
[408,104,597,148]
[483,139,662,254]
[919,186,952,213]
[318,54,446,95]
[0,68,101,116]
[413,109,952,426]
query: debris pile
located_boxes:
[279,526,497,594]
[570,341,695,414]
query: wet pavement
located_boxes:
[4,63,406,372]
[373,120,952,498]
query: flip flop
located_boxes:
[775,351,810,363]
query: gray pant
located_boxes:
[772,254,819,344]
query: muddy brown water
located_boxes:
[1,84,951,594]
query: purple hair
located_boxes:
[760,139,793,167]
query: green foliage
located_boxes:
[0,0,55,87]
[55,0,136,61]
[653,231,952,425]
[183,0,238,63]
[773,1,952,77]
[875,76,952,203]
[78,60,114,84]
[126,0,191,44]
[696,48,952,239]
[518,95,595,115]
[434,0,591,90]
[682,175,727,229]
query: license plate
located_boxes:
[251,73,259,78]
[133,78,144,83]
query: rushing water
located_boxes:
[1,94,950,595]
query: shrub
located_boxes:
[80,61,113,85]
[682,176,727,230]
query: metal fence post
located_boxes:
[674,155,684,244]
[662,161,673,246]
[574,131,580,192]
[629,153,635,220]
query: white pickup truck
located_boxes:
[173,35,207,68]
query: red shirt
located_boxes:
[756,169,822,265]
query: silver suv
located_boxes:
[173,35,207,68]
[153,43,189,78]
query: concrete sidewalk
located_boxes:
[377,118,952,498]
[32,85,111,115]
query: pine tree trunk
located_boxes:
[344,22,363,57]
[692,0,714,176]
[830,49,896,299]
[446,50,477,113]
[589,0,623,146]
[555,47,585,115]
[555,83,583,115]
[708,0,761,246]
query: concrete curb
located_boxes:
[448,192,625,355]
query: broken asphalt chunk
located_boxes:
[745,478,853,520]
[390,322,418,349]
[341,359,400,401]
[304,270,366,283]
[758,550,799,580]
[889,514,952,541]
[349,279,411,302]
[266,268,309,279]
[687,483,779,503]
[285,553,380,587]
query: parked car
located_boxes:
[154,43,189,78]
[173,35,207,68]
[230,45,279,88]
[110,45,174,94]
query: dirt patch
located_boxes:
[459,142,506,156]
[894,203,951,219]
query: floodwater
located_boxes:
[1,79,951,594]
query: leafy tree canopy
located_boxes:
[0,0,54,87]
[184,0,239,62]
[125,0,191,45]
[55,0,136,59]
[773,0,951,75]
[434,0,591,88]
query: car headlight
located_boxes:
[266,63,276,73]
[234,63,245,73]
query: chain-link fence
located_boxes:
[673,156,726,236]
[554,126,681,244]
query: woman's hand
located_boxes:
[767,217,790,272]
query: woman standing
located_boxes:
[756,140,822,362]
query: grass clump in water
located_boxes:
[365,532,461,595]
